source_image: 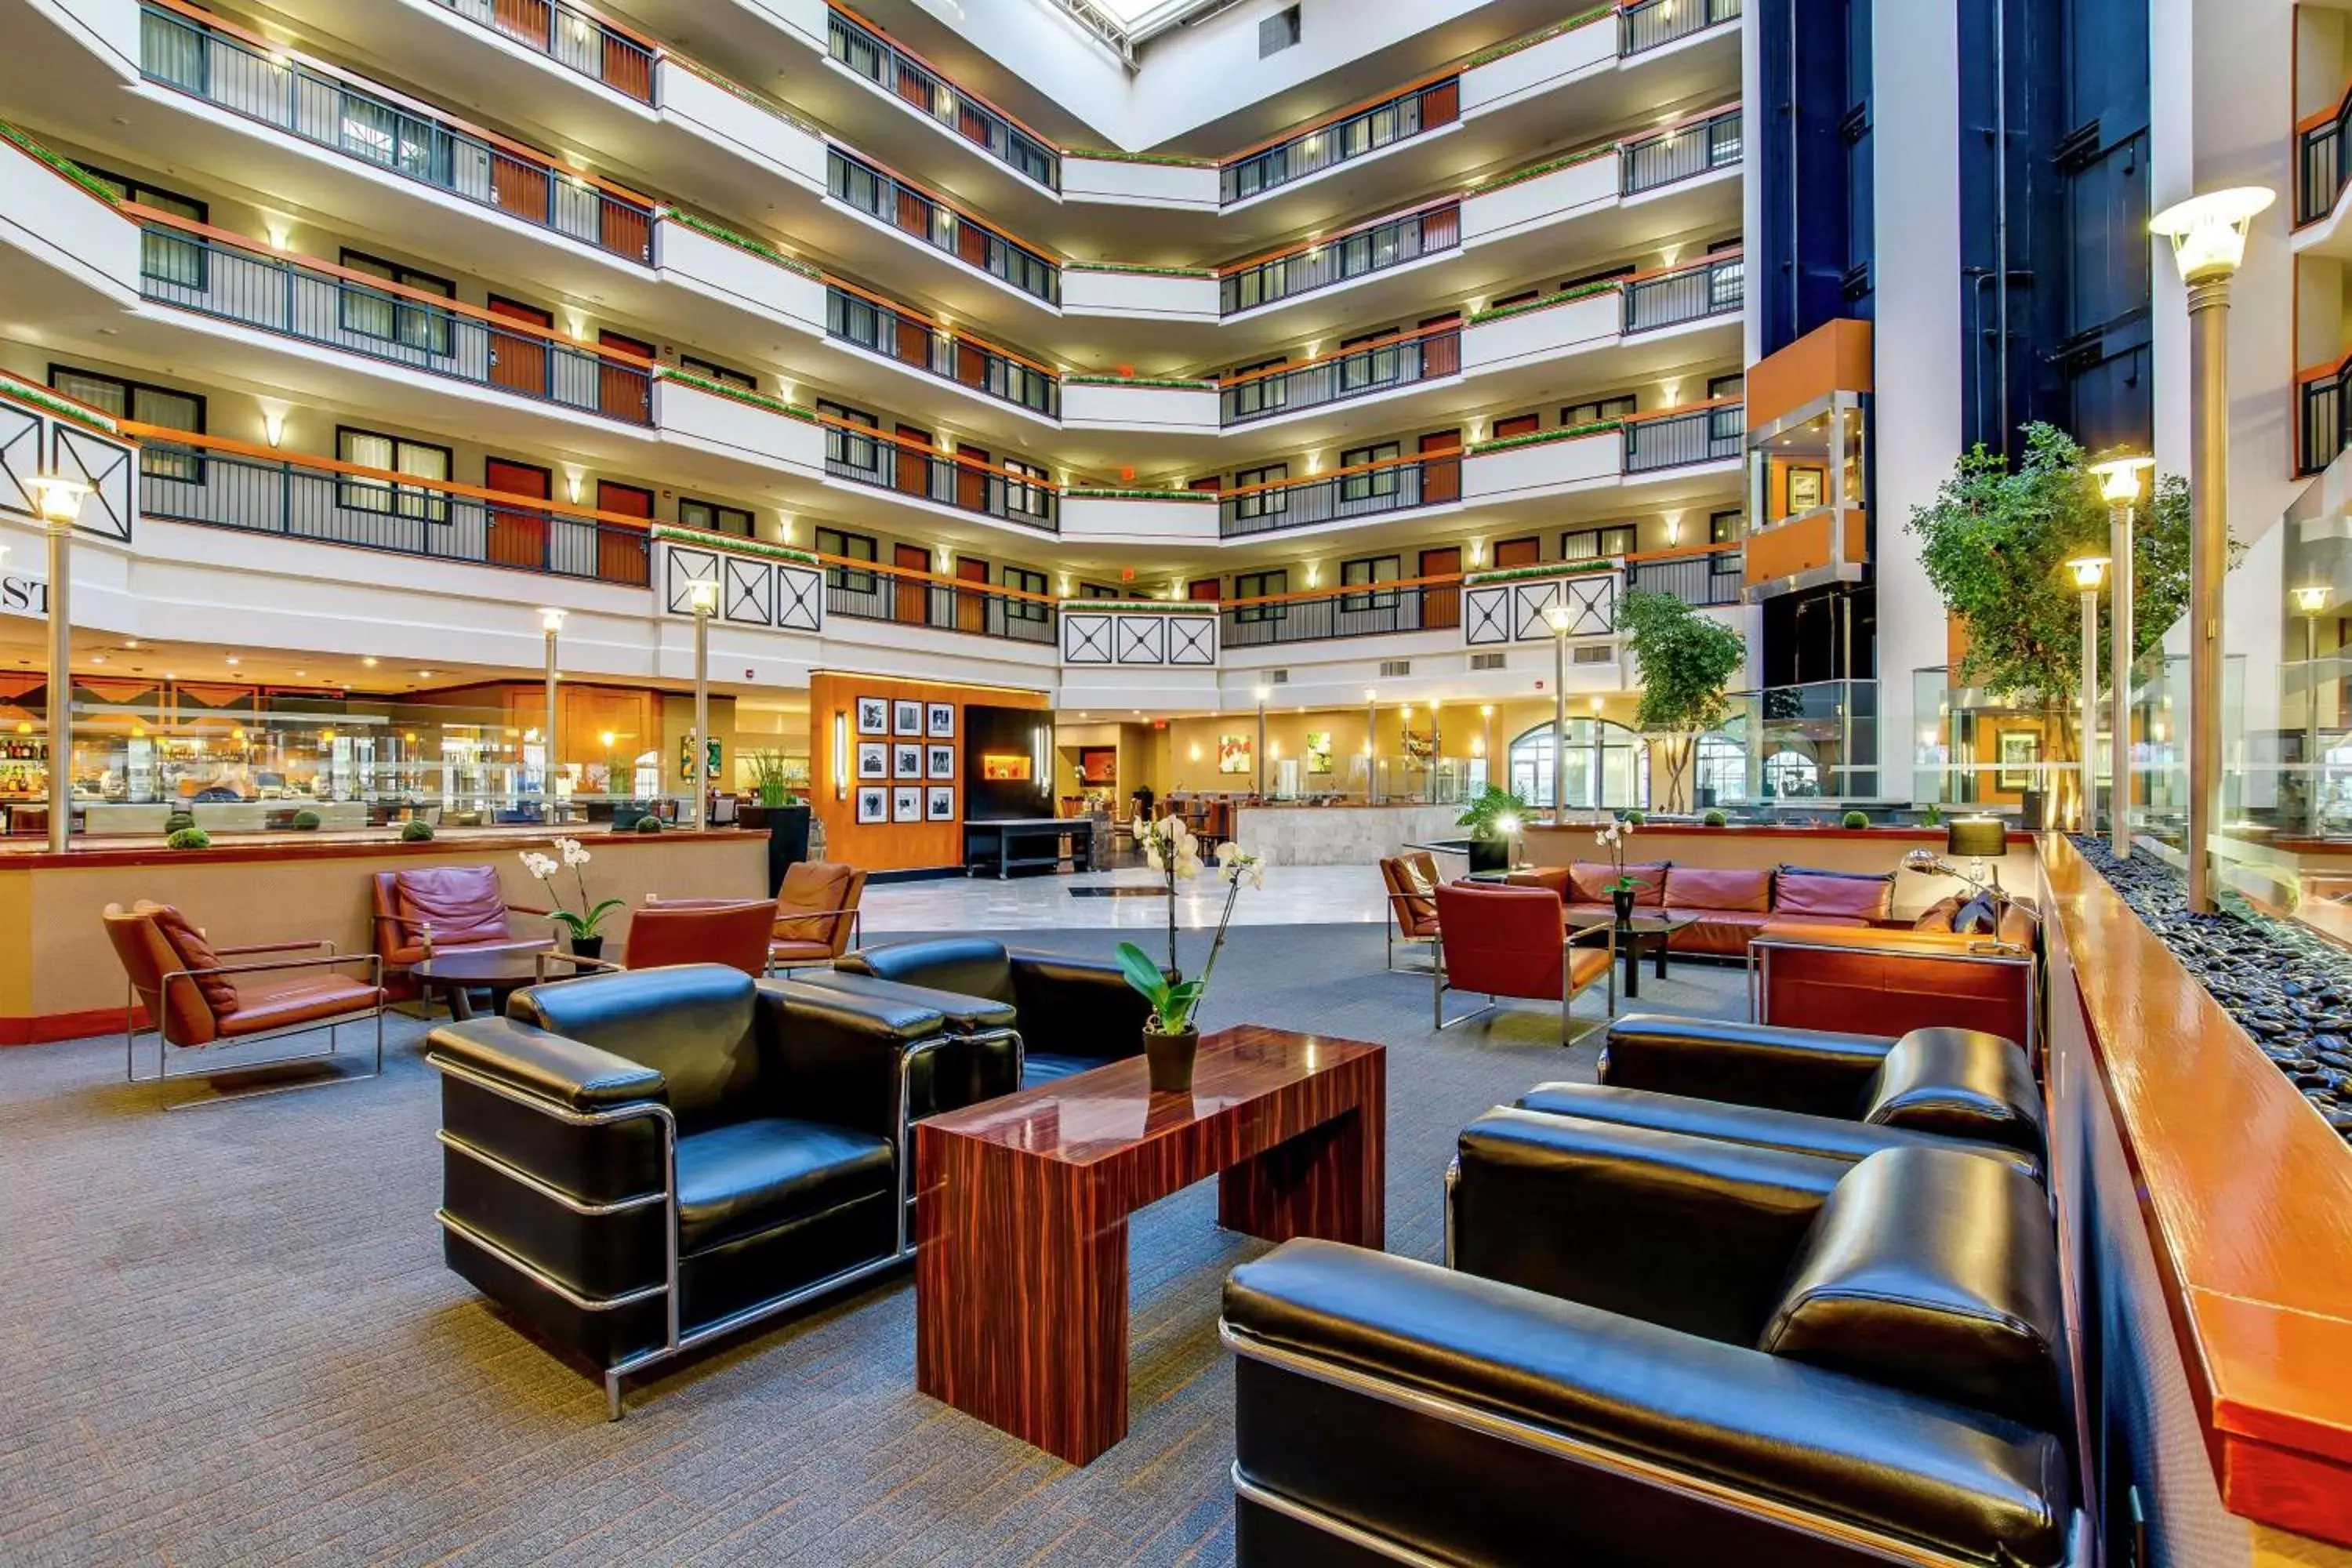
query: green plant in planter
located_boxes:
[1622,810,1647,827]
[292,808,321,830]
[636,814,664,833]
[1920,801,1944,828]
[1842,809,1871,829]
[1456,784,1532,842]
[165,826,210,850]
[1702,809,1728,827]
[401,819,435,842]
[164,811,196,834]
[743,748,800,808]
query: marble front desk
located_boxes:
[1232,804,1461,866]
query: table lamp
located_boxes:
[1901,816,2012,903]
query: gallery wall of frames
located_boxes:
[808,672,1051,871]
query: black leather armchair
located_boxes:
[1223,1115,2078,1567]
[829,936,1158,1089]
[1597,1014,2048,1163]
[426,964,954,1417]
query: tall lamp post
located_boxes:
[688,579,717,830]
[537,607,565,822]
[1253,683,1270,798]
[2065,556,2110,833]
[1544,601,1575,822]
[2151,185,2274,912]
[2089,456,2153,858]
[31,473,89,855]
[2296,585,2332,833]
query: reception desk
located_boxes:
[1232,803,1461,866]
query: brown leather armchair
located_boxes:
[370,865,551,999]
[1377,851,1440,972]
[1751,899,2041,1064]
[766,861,867,972]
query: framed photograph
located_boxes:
[856,741,887,780]
[1996,730,2042,792]
[927,744,955,779]
[1218,732,1253,775]
[927,785,954,821]
[893,699,924,735]
[1786,466,1825,514]
[855,696,887,735]
[855,786,886,824]
[927,702,954,739]
[894,742,924,778]
[892,786,920,823]
[1305,731,1333,775]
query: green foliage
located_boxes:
[744,749,799,808]
[401,819,435,842]
[636,814,665,833]
[547,899,627,939]
[291,809,321,830]
[1842,809,1871,829]
[1115,941,1201,1035]
[1622,810,1646,827]
[1919,801,1944,827]
[164,811,195,833]
[165,826,210,850]
[1613,589,1748,813]
[1702,809,1728,827]
[1456,783,1531,841]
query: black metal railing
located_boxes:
[1624,253,1744,332]
[825,286,1058,416]
[140,4,656,263]
[1221,326,1461,425]
[1628,550,1742,607]
[1222,78,1461,205]
[1621,107,1743,195]
[826,148,1058,303]
[137,225,651,423]
[138,441,650,583]
[1624,403,1745,473]
[2300,84,2352,227]
[1220,457,1456,539]
[1221,201,1459,314]
[1620,0,1742,55]
[826,568,1054,644]
[2301,360,2351,474]
[1221,579,1461,647]
[820,424,1058,531]
[828,8,1058,190]
[427,0,655,101]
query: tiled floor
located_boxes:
[862,863,1391,933]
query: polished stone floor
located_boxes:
[862,863,1392,933]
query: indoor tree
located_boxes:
[1904,423,2197,826]
[1613,589,1747,815]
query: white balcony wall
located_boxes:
[1061,267,1221,322]
[1460,153,1621,244]
[1461,292,1621,375]
[1461,433,1623,503]
[1461,19,1617,114]
[1061,157,1221,212]
[1060,381,1221,434]
[822,615,1058,686]
[1059,495,1221,543]
[655,379,826,474]
[43,0,141,76]
[658,221,829,337]
[657,60,829,192]
[0,145,137,300]
[734,0,829,51]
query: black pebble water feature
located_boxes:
[2071,834,2352,1145]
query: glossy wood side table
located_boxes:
[914,1024,1385,1465]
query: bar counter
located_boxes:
[0,826,768,1043]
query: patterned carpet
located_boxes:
[0,924,1747,1566]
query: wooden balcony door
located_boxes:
[1494,536,1541,568]
[895,425,933,498]
[955,557,989,633]
[594,480,653,586]
[955,443,991,513]
[895,543,931,626]
[1419,428,1461,504]
[597,329,653,423]
[488,296,553,398]
[1419,546,1461,630]
[485,456,552,570]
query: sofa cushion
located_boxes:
[673,1116,894,1254]
[511,965,760,1132]
[1774,868,1894,922]
[216,971,383,1036]
[1912,895,1965,932]
[1665,910,1772,956]
[1663,866,1771,913]
[394,865,512,948]
[1760,1148,2066,1432]
[136,901,238,1015]
[1569,861,1668,906]
[1950,893,2001,935]
[1995,902,2040,948]
[1864,1029,2043,1158]
[1507,868,1572,899]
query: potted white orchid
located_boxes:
[1595,816,1642,927]
[1117,814,1265,1091]
[521,837,625,959]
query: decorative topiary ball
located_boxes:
[636,814,664,833]
[1623,810,1646,827]
[1702,809,1728,827]
[401,819,435,842]
[165,826,211,851]
[164,811,195,834]
[292,809,321,830]
[1842,809,1871,829]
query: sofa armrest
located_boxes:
[1009,949,1161,1063]
[1599,1014,1896,1116]
[1451,1109,1843,1345]
[426,1014,664,1114]
[757,982,951,1144]
[1223,1240,2071,1568]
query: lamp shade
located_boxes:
[1947,817,2008,861]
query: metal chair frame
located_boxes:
[1433,923,1616,1044]
[125,942,386,1109]
[1383,889,1439,974]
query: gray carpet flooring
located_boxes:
[0,924,1746,1567]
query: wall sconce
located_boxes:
[562,466,585,504]
[833,710,848,799]
[1468,539,1485,566]
[1305,563,1321,587]
[1663,511,1683,546]
[260,407,286,448]
[1189,742,1203,762]
[777,512,796,543]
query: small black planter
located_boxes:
[762,804,811,895]
[569,934,604,962]
[1468,836,1510,875]
[1145,1025,1199,1092]
[1610,887,1637,926]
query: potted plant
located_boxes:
[521,837,624,960]
[1456,784,1530,875]
[1595,817,1642,926]
[1116,815,1264,1091]
[745,747,812,892]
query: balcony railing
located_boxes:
[2299,84,2352,227]
[2300,354,2352,474]
[826,148,1058,303]
[1623,401,1745,472]
[1221,322,1461,426]
[135,218,652,424]
[128,429,651,583]
[1219,451,1456,538]
[1621,0,1743,55]
[1624,252,1744,332]
[427,0,656,102]
[824,556,1055,644]
[1622,106,1743,195]
[825,285,1058,416]
[1627,544,1743,607]
[820,421,1058,531]
[1222,78,1461,205]
[139,2,656,263]
[1221,575,1462,647]
[828,7,1058,191]
[1221,201,1460,315]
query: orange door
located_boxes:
[593,480,652,586]
[488,296,552,398]
[1189,578,1221,601]
[1494,415,1541,440]
[895,186,930,240]
[956,557,989,633]
[956,219,990,268]
[1420,313,1461,379]
[597,329,653,423]
[895,425,932,497]
[485,457,551,571]
[494,0,550,45]
[894,543,931,626]
[895,308,935,372]
[489,151,549,224]
[1422,78,1460,128]
[955,339,988,390]
[955,444,990,513]
[1420,546,1461,630]
[1419,428,1461,504]
[1494,537,1540,568]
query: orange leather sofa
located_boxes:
[1752,897,2041,1062]
[1507,863,1900,956]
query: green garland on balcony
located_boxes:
[1064,374,1218,389]
[1066,487,1218,502]
[1065,147,1217,169]
[1064,260,1218,278]
[1465,419,1623,457]
[1468,141,1615,198]
[1463,559,1620,587]
[655,366,817,423]
[0,372,122,435]
[1461,5,1615,68]
[652,524,817,567]
[0,120,122,207]
[1061,599,1219,614]
[1465,279,1617,326]
[660,207,821,279]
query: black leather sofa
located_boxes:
[828,936,1157,1088]
[426,964,956,1417]
[1223,1113,2078,1567]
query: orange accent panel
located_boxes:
[1743,511,1841,585]
[1747,318,1874,430]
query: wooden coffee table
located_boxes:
[410,948,551,1021]
[1564,909,1697,999]
[914,1024,1385,1465]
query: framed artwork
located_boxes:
[855,786,886,824]
[1786,466,1825,514]
[927,702,954,739]
[927,744,955,779]
[856,741,887,780]
[855,696,887,735]
[1304,731,1333,775]
[893,699,924,735]
[892,786,920,823]
[1218,733,1253,775]
[1996,730,2042,791]
[926,786,954,821]
[894,742,923,778]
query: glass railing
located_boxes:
[136,435,649,583]
[1621,106,1743,195]
[1221,325,1461,425]
[1221,578,1462,647]
[1729,678,1881,801]
[827,8,1058,190]
[2300,354,2349,474]
[1621,0,1743,55]
[2299,81,2352,227]
[1221,202,1460,314]
[826,148,1058,303]
[1222,78,1461,205]
[824,286,1058,416]
[823,557,1055,644]
[1624,401,1744,471]
[1219,453,1455,538]
[1624,252,1744,332]
[427,0,655,102]
[136,223,652,423]
[819,423,1058,531]
[139,4,656,263]
[1627,546,1742,607]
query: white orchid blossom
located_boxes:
[520,851,560,880]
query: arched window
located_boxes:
[1762,749,1820,798]
[1508,719,1650,811]
[1694,731,1748,805]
